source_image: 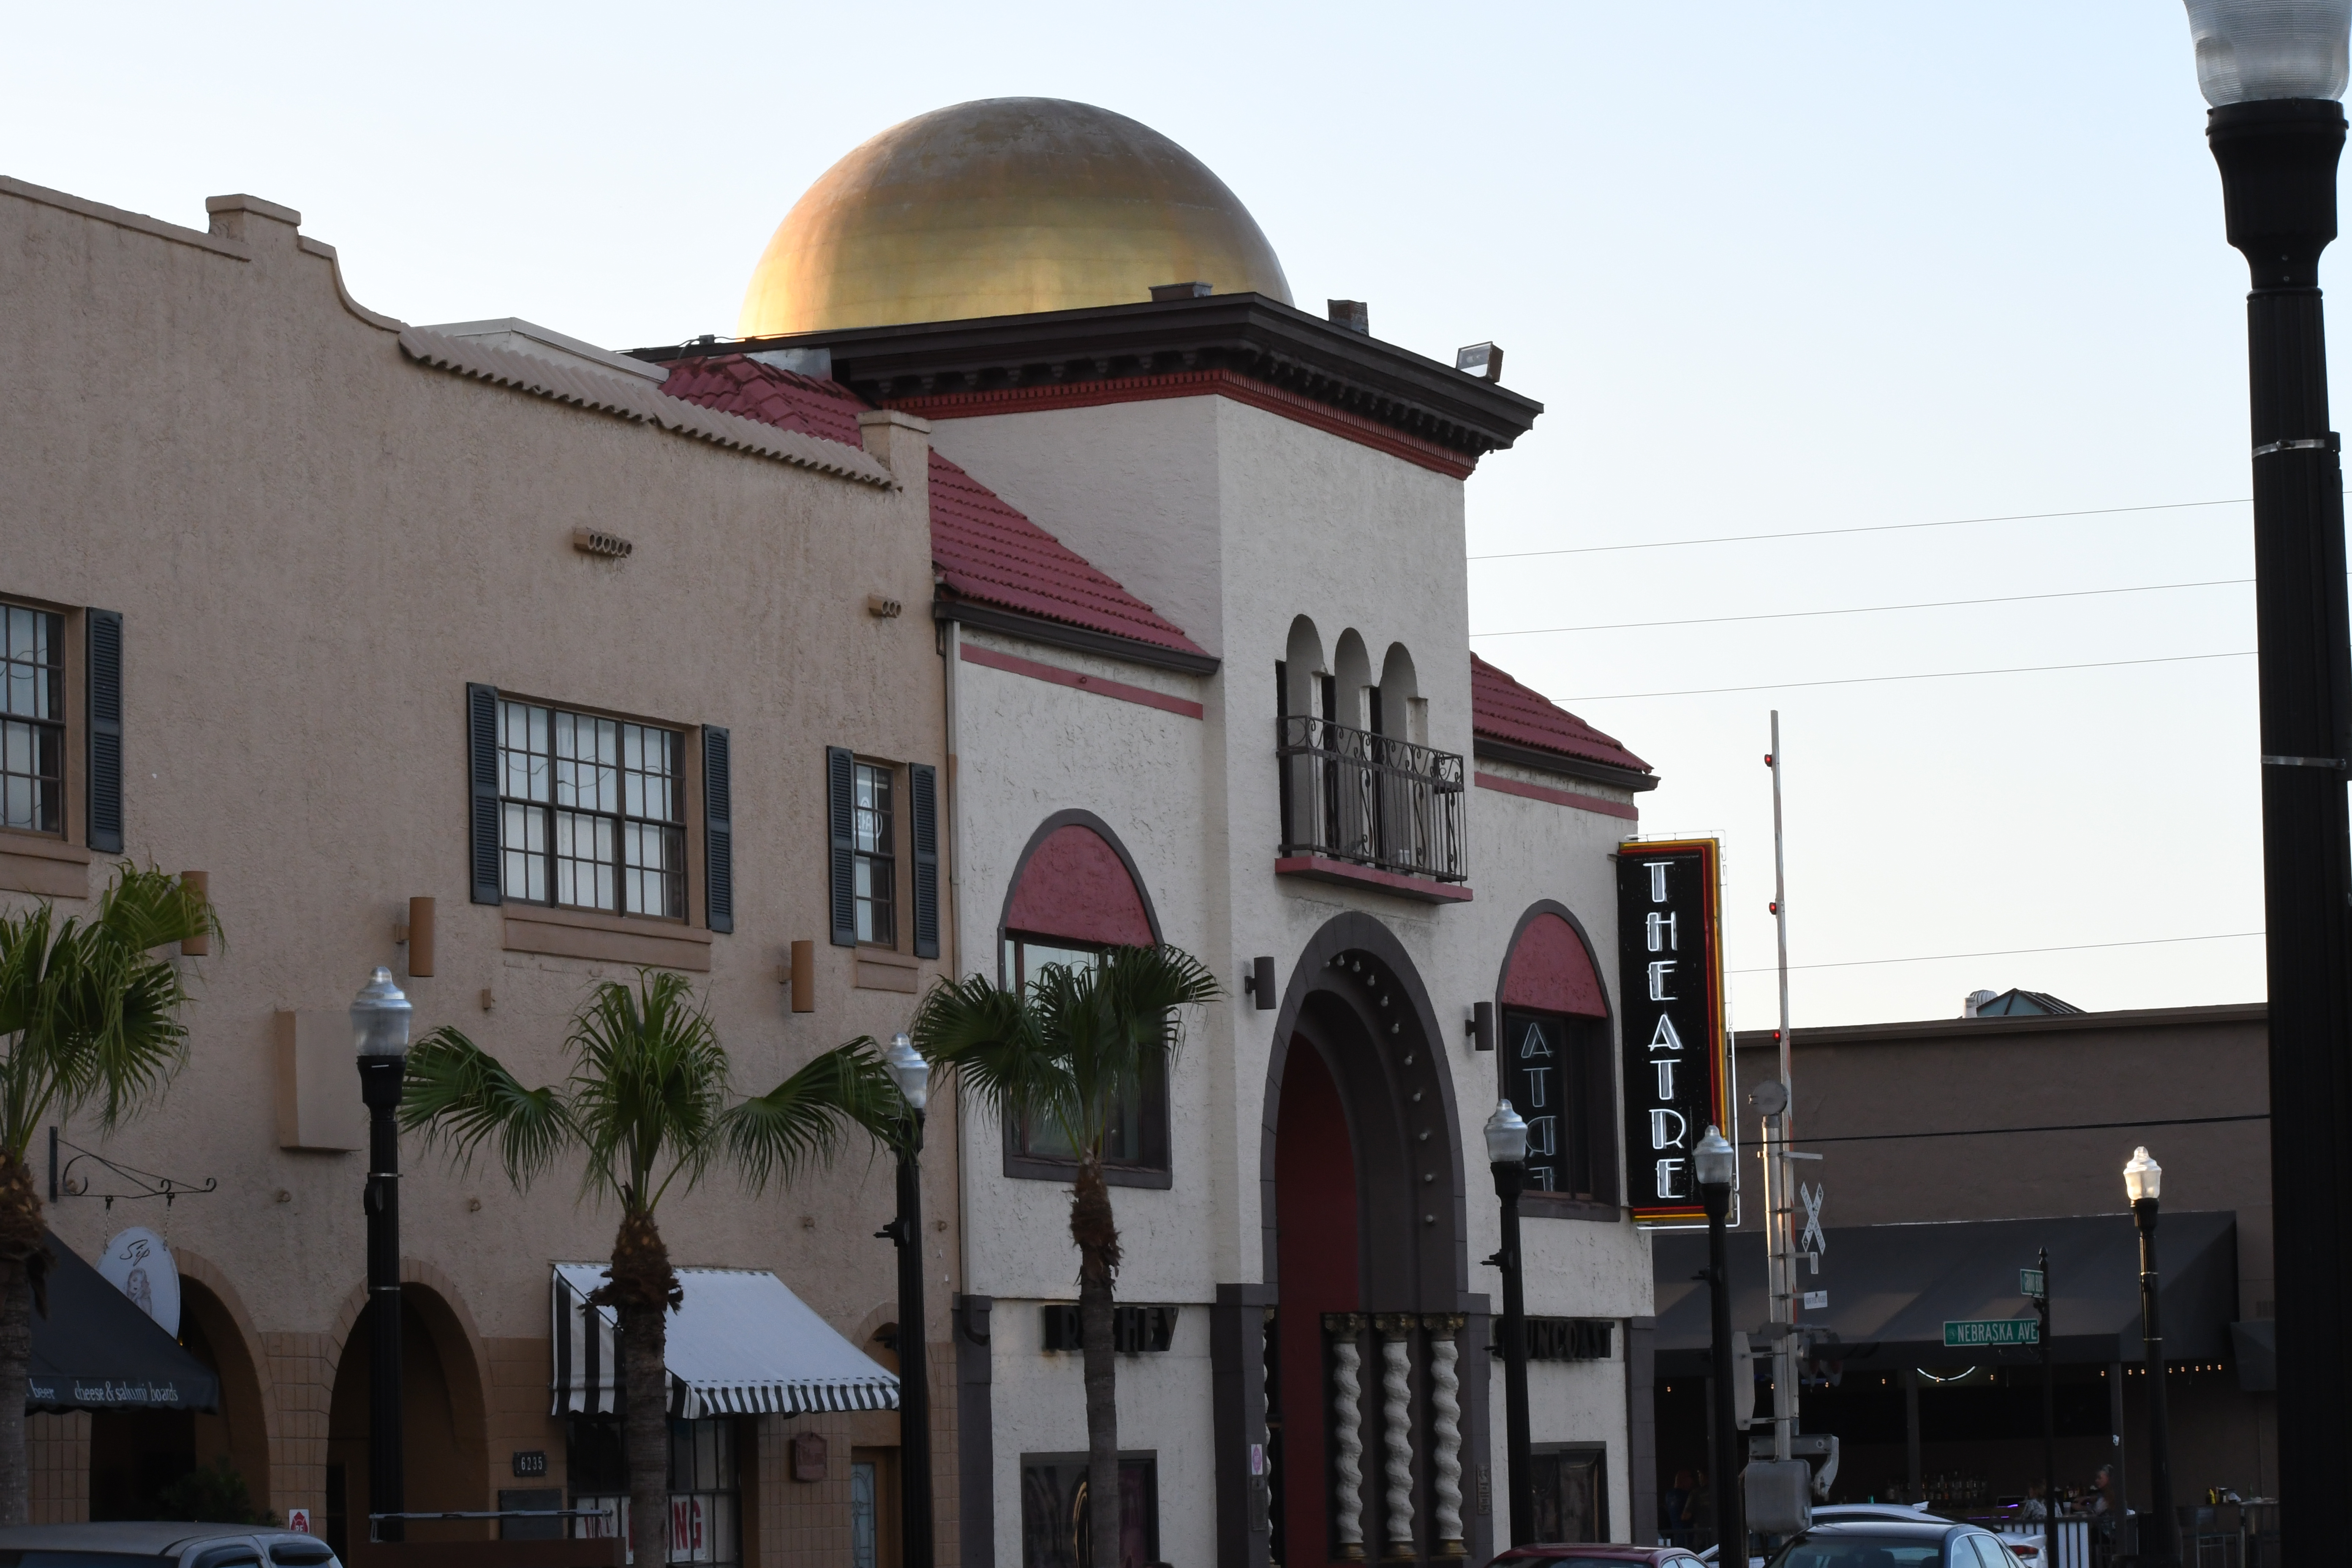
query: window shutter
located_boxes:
[702,725,733,935]
[910,762,939,960]
[826,746,856,947]
[467,683,502,905]
[84,609,124,854]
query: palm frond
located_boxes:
[400,1026,575,1189]
[912,972,1078,1143]
[566,971,731,1212]
[725,1037,902,1192]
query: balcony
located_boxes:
[1277,715,1470,901]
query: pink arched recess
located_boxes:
[1502,912,1608,1017]
[1004,825,1155,947]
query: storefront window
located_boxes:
[1530,1444,1607,1543]
[1019,1452,1157,1568]
[569,1416,740,1565]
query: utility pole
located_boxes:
[1763,714,1799,1466]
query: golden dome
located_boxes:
[737,97,1292,336]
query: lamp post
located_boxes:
[1483,1100,1534,1547]
[1694,1127,1745,1568]
[351,966,412,1544]
[2125,1147,2176,1566]
[879,1032,933,1568]
[2183,8,2352,1561]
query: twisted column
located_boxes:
[1326,1313,1367,1561]
[1424,1313,1466,1557]
[1374,1313,1418,1561]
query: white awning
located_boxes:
[551,1263,898,1419]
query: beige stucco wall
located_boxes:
[0,178,955,1562]
[934,389,1653,1553]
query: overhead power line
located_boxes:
[1465,495,2259,562]
[1725,929,2264,975]
[1473,576,2251,639]
[1552,649,2253,702]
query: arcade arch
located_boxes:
[325,1278,490,1554]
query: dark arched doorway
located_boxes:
[1263,922,1482,1568]
[327,1283,490,1557]
[89,1284,264,1522]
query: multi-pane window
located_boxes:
[568,1417,739,1565]
[1003,937,1170,1173]
[498,700,683,917]
[853,762,895,944]
[0,605,63,836]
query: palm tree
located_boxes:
[0,863,218,1522]
[401,969,901,1568]
[912,945,1217,1568]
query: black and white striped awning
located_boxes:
[551,1263,898,1420]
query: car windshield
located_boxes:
[1529,1560,1642,1568]
[1772,1537,1945,1568]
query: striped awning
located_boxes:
[551,1263,898,1419]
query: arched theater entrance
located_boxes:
[1262,913,1487,1568]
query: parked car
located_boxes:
[1492,1544,1712,1568]
[1766,1519,2034,1567]
[0,1523,339,1568]
[1696,1506,1938,1563]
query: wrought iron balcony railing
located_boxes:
[1278,715,1468,883]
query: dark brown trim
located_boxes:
[960,644,1205,719]
[1744,1001,2267,1050]
[1474,771,1639,821]
[1472,735,1658,793]
[932,596,1220,676]
[634,291,1543,465]
[1493,899,1624,1220]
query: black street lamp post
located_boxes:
[2034,1248,2054,1568]
[352,967,413,1544]
[2184,9,2352,1562]
[1483,1100,1535,1546]
[2126,1148,2176,1566]
[1694,1126,1745,1568]
[879,1033,934,1568]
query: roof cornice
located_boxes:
[634,293,1544,465]
[1734,1001,2268,1047]
[1473,735,1658,793]
[933,596,1222,676]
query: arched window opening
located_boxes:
[999,818,1170,1183]
[1500,911,1617,1204]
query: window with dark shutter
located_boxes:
[84,609,123,854]
[910,762,939,959]
[467,683,502,905]
[826,746,856,947]
[702,725,732,934]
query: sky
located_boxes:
[3,1,2311,1029]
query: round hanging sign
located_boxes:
[97,1226,180,1337]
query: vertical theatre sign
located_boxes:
[1616,838,1731,1223]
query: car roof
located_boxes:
[1496,1548,1688,1562]
[0,1524,324,1557]
[1802,1521,1961,1539]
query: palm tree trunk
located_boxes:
[1070,1153,1122,1568]
[598,1207,680,1568]
[0,1152,46,1527]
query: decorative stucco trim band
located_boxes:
[887,367,1478,480]
[1473,771,1639,821]
[1274,856,1474,904]
[959,643,1205,719]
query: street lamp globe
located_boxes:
[351,966,413,1060]
[1694,1124,1737,1190]
[2185,0,2351,106]
[882,1031,930,1115]
[2124,1145,2164,1204]
[1484,1099,1529,1166]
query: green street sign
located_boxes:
[2020,1268,2046,1300]
[1945,1318,2040,1348]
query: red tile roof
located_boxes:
[1471,654,1652,779]
[657,354,1206,659]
